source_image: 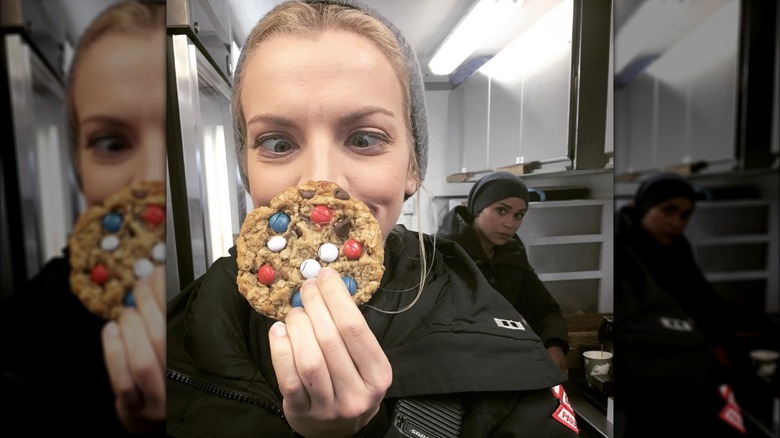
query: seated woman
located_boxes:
[613,172,745,437]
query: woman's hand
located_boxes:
[101,267,165,434]
[548,346,569,375]
[269,267,392,438]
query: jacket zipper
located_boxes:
[167,368,286,420]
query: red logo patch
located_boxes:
[551,385,579,434]
[718,384,746,434]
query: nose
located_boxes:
[504,216,521,231]
[296,140,349,188]
[671,215,688,232]
[132,131,166,183]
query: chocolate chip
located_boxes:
[300,189,315,199]
[333,217,352,238]
[334,188,350,200]
[293,224,302,237]
[132,189,148,199]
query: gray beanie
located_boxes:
[467,171,530,218]
[232,0,429,193]
[635,172,696,218]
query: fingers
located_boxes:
[133,270,165,368]
[116,308,166,414]
[315,269,391,392]
[102,321,143,411]
[269,317,312,412]
[297,272,365,399]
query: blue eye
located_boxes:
[348,132,383,149]
[256,136,295,153]
[89,136,130,155]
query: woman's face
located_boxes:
[473,197,527,249]
[74,31,166,207]
[640,196,694,245]
[240,30,417,239]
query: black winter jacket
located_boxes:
[613,206,744,437]
[167,226,579,437]
[437,206,569,353]
[0,248,154,436]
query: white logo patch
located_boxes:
[660,316,693,332]
[494,318,525,330]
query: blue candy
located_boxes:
[292,291,303,308]
[269,212,290,233]
[124,291,136,307]
[102,212,123,232]
[342,276,357,295]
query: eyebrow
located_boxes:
[339,106,396,125]
[80,115,129,128]
[245,106,396,129]
[496,202,527,212]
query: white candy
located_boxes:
[300,259,321,279]
[100,235,120,251]
[133,259,154,279]
[267,236,287,252]
[151,242,166,261]
[317,243,339,263]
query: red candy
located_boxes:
[311,205,332,224]
[343,239,363,259]
[90,264,110,285]
[257,264,275,285]
[144,205,165,226]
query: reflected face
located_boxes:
[473,197,527,250]
[241,30,417,239]
[640,197,694,245]
[74,31,166,207]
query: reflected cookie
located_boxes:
[236,181,385,321]
[69,180,166,320]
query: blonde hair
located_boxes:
[66,0,165,186]
[232,1,431,313]
[231,0,418,192]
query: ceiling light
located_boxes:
[428,0,525,76]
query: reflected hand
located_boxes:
[269,268,392,438]
[101,267,165,434]
[548,346,569,375]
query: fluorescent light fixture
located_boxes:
[428,0,525,76]
[481,0,573,80]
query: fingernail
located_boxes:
[104,321,119,338]
[271,321,287,337]
[318,267,333,280]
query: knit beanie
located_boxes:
[232,0,429,192]
[467,171,530,218]
[635,172,696,218]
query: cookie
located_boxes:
[236,181,385,321]
[69,180,166,320]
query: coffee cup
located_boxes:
[583,350,613,388]
[749,349,778,379]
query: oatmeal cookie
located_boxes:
[69,180,166,320]
[236,181,385,321]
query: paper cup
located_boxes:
[583,350,613,388]
[749,349,779,379]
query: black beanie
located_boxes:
[635,172,696,218]
[467,171,530,218]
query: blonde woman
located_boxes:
[0,1,165,435]
[167,1,576,436]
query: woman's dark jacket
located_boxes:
[0,247,146,436]
[436,206,569,353]
[613,206,743,437]
[167,226,579,437]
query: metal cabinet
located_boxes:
[166,31,244,297]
